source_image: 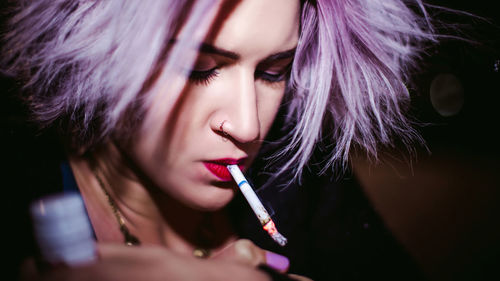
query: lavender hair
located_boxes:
[1,0,437,180]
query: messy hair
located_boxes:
[1,0,436,179]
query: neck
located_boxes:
[69,142,236,255]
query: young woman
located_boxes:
[2,0,437,280]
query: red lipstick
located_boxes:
[203,158,245,181]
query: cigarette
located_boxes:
[227,165,288,246]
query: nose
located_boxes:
[213,69,260,143]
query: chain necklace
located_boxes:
[93,169,141,246]
[92,168,211,258]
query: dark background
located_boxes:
[1,1,498,281]
[353,1,500,281]
[413,0,500,156]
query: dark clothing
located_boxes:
[241,155,427,281]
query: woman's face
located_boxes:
[127,0,300,210]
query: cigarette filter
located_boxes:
[227,165,287,246]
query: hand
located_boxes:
[211,239,290,273]
[20,243,273,281]
[211,239,313,281]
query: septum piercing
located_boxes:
[219,120,229,142]
[220,120,228,136]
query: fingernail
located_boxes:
[265,252,289,272]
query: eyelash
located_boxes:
[255,70,289,83]
[188,65,291,85]
[188,68,220,85]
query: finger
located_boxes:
[97,243,135,258]
[287,273,314,281]
[264,251,289,273]
[97,243,173,264]
[212,239,265,265]
[212,239,289,273]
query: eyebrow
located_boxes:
[199,43,296,63]
[259,48,296,65]
[199,43,240,60]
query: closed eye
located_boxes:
[255,62,292,83]
[188,67,220,85]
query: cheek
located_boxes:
[127,124,235,210]
[123,93,194,188]
[140,85,203,171]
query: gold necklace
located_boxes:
[92,168,211,258]
[93,169,141,246]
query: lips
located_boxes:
[203,158,245,181]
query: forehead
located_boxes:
[206,0,300,60]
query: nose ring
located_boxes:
[220,120,228,136]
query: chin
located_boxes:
[182,188,236,211]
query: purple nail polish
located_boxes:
[265,251,290,272]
